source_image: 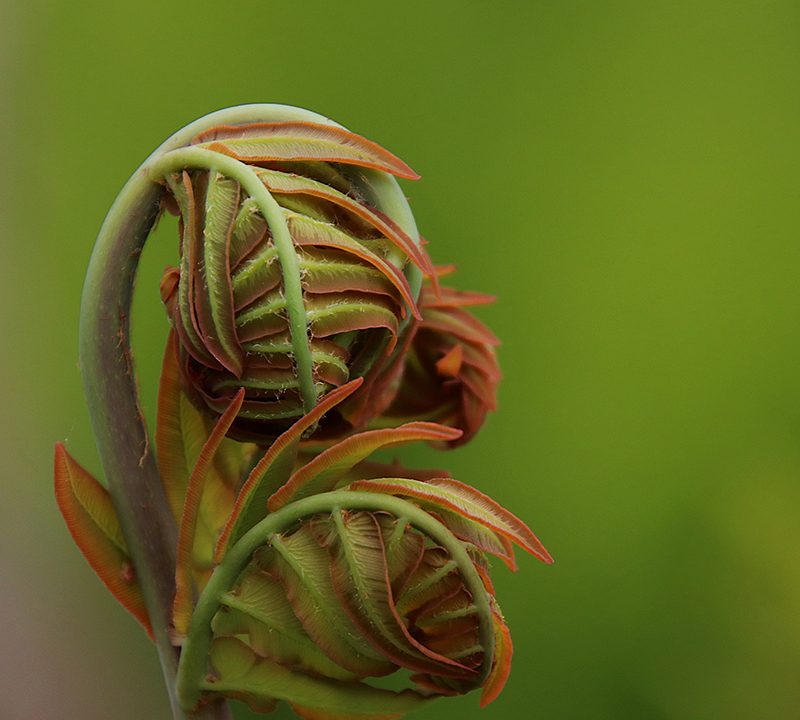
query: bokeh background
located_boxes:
[3,1,800,718]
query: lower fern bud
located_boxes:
[193,497,525,718]
[174,375,552,718]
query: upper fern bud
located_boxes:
[156,121,435,442]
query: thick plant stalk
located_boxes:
[79,104,419,720]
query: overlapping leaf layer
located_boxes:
[170,376,548,716]
[158,121,436,442]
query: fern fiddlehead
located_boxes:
[56,105,551,720]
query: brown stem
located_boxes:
[81,188,235,720]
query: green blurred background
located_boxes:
[3,1,799,718]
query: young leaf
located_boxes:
[214,378,364,562]
[164,172,217,368]
[268,423,462,511]
[53,443,152,639]
[194,171,243,376]
[480,607,514,707]
[287,212,421,319]
[305,293,401,337]
[299,249,398,300]
[205,637,429,718]
[255,168,435,283]
[157,331,254,563]
[156,330,210,523]
[394,547,463,620]
[322,510,475,679]
[349,477,554,566]
[258,526,394,677]
[213,569,355,681]
[192,121,420,179]
[375,514,425,597]
[173,389,245,638]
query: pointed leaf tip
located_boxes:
[435,344,463,378]
[54,443,153,639]
[215,377,365,561]
[480,609,513,707]
[268,422,463,511]
[192,121,420,180]
[173,389,245,637]
[350,477,553,566]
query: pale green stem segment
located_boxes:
[176,490,494,712]
[80,104,423,720]
[146,146,316,413]
[342,165,423,331]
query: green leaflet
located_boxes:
[268,422,462,511]
[396,546,484,697]
[435,511,517,570]
[321,510,474,679]
[214,379,364,562]
[394,548,462,619]
[234,239,407,321]
[234,287,288,341]
[349,477,554,566]
[305,293,400,337]
[286,211,419,318]
[209,367,299,394]
[156,331,253,572]
[191,120,420,179]
[229,197,268,269]
[198,171,242,376]
[273,193,336,225]
[413,592,480,645]
[156,330,217,522]
[213,568,355,681]
[377,516,482,671]
[166,171,215,367]
[480,605,514,708]
[299,248,398,299]
[255,167,434,280]
[375,514,425,597]
[231,244,281,310]
[173,390,245,638]
[205,637,428,718]
[261,524,393,677]
[259,159,352,195]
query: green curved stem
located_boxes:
[176,490,494,711]
[344,166,423,315]
[146,146,316,412]
[80,104,423,720]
